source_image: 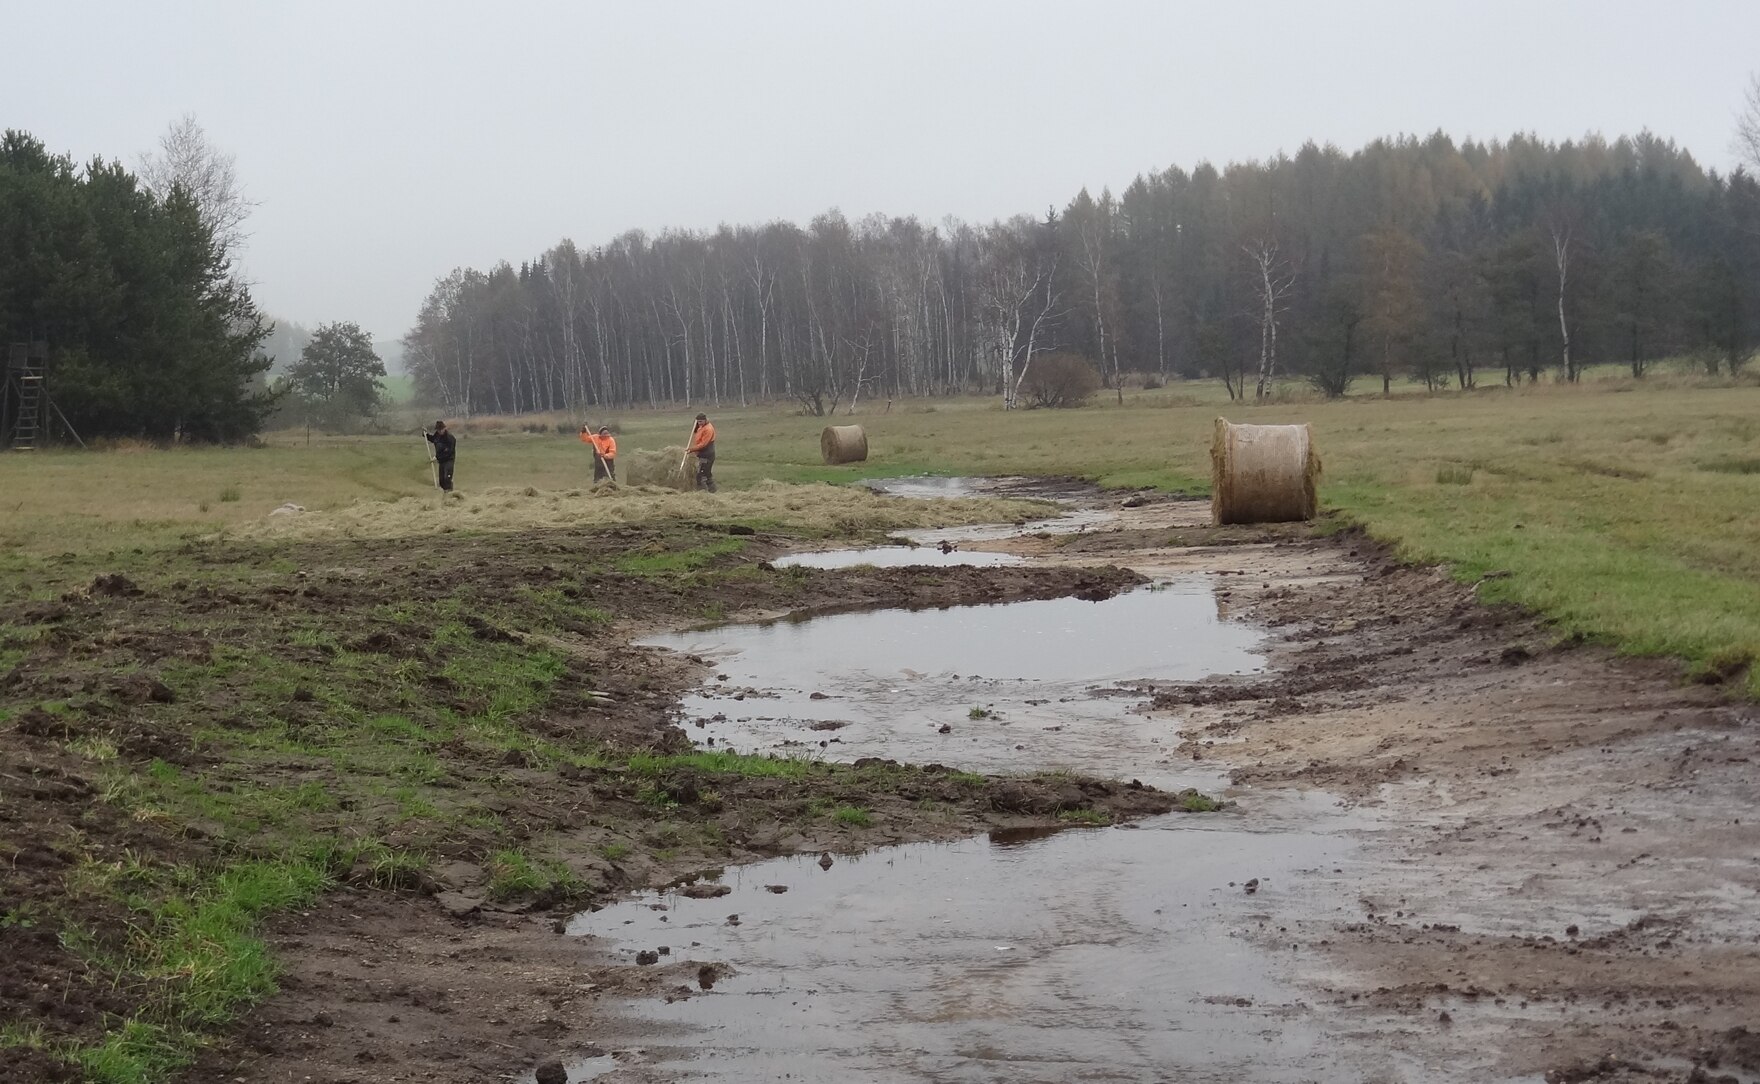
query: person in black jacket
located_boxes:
[425,420,456,492]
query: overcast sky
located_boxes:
[7,1,1758,350]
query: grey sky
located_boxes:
[7,0,1758,350]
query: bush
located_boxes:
[1019,353,1102,408]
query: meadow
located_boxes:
[4,372,1758,1080]
[2,374,1757,694]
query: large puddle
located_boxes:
[641,582,1262,788]
[570,796,1376,1083]
[586,500,1381,1082]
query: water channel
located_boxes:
[557,482,1396,1083]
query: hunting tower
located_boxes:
[2,341,82,450]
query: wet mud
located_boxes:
[559,483,1760,1084]
[10,478,1757,1084]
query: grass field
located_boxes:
[4,373,1758,1079]
[3,375,1757,697]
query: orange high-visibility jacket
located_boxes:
[688,422,715,453]
[580,431,616,458]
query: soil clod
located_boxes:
[534,1057,568,1084]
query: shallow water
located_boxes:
[641,582,1263,788]
[903,508,1113,546]
[860,476,988,499]
[772,546,1024,570]
[571,798,1379,1083]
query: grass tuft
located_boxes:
[830,806,873,827]
[1057,808,1111,825]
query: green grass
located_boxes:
[485,849,583,901]
[1057,808,1111,826]
[68,856,330,1083]
[830,805,873,827]
[625,749,814,779]
[1179,792,1222,813]
[614,536,748,574]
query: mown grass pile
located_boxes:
[228,480,1053,543]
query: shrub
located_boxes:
[1019,353,1102,408]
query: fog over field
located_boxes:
[6,0,1759,343]
[4,9,1760,1084]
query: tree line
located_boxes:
[0,129,273,442]
[404,129,1760,415]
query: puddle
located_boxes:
[511,1055,617,1083]
[773,547,1025,570]
[641,581,1262,789]
[859,473,1114,542]
[571,798,1378,1082]
[903,508,1113,546]
[860,475,988,499]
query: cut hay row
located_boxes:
[231,481,1054,542]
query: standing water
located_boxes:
[568,797,1384,1083]
[640,581,1263,789]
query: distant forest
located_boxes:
[405,132,1760,415]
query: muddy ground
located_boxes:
[6,489,1758,1084]
[1036,497,1760,1083]
[0,518,1168,1084]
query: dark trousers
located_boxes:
[594,456,615,483]
[695,450,716,492]
[436,458,454,492]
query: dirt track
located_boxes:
[1037,498,1760,1083]
[7,489,1758,1083]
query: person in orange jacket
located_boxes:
[580,424,617,482]
[687,413,717,492]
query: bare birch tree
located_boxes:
[1550,224,1573,381]
[139,114,255,260]
[1736,72,1760,173]
[1245,241,1295,401]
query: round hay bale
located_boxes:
[820,424,869,465]
[1210,418,1321,525]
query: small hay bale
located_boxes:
[1210,418,1321,525]
[622,446,695,490]
[820,424,869,465]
